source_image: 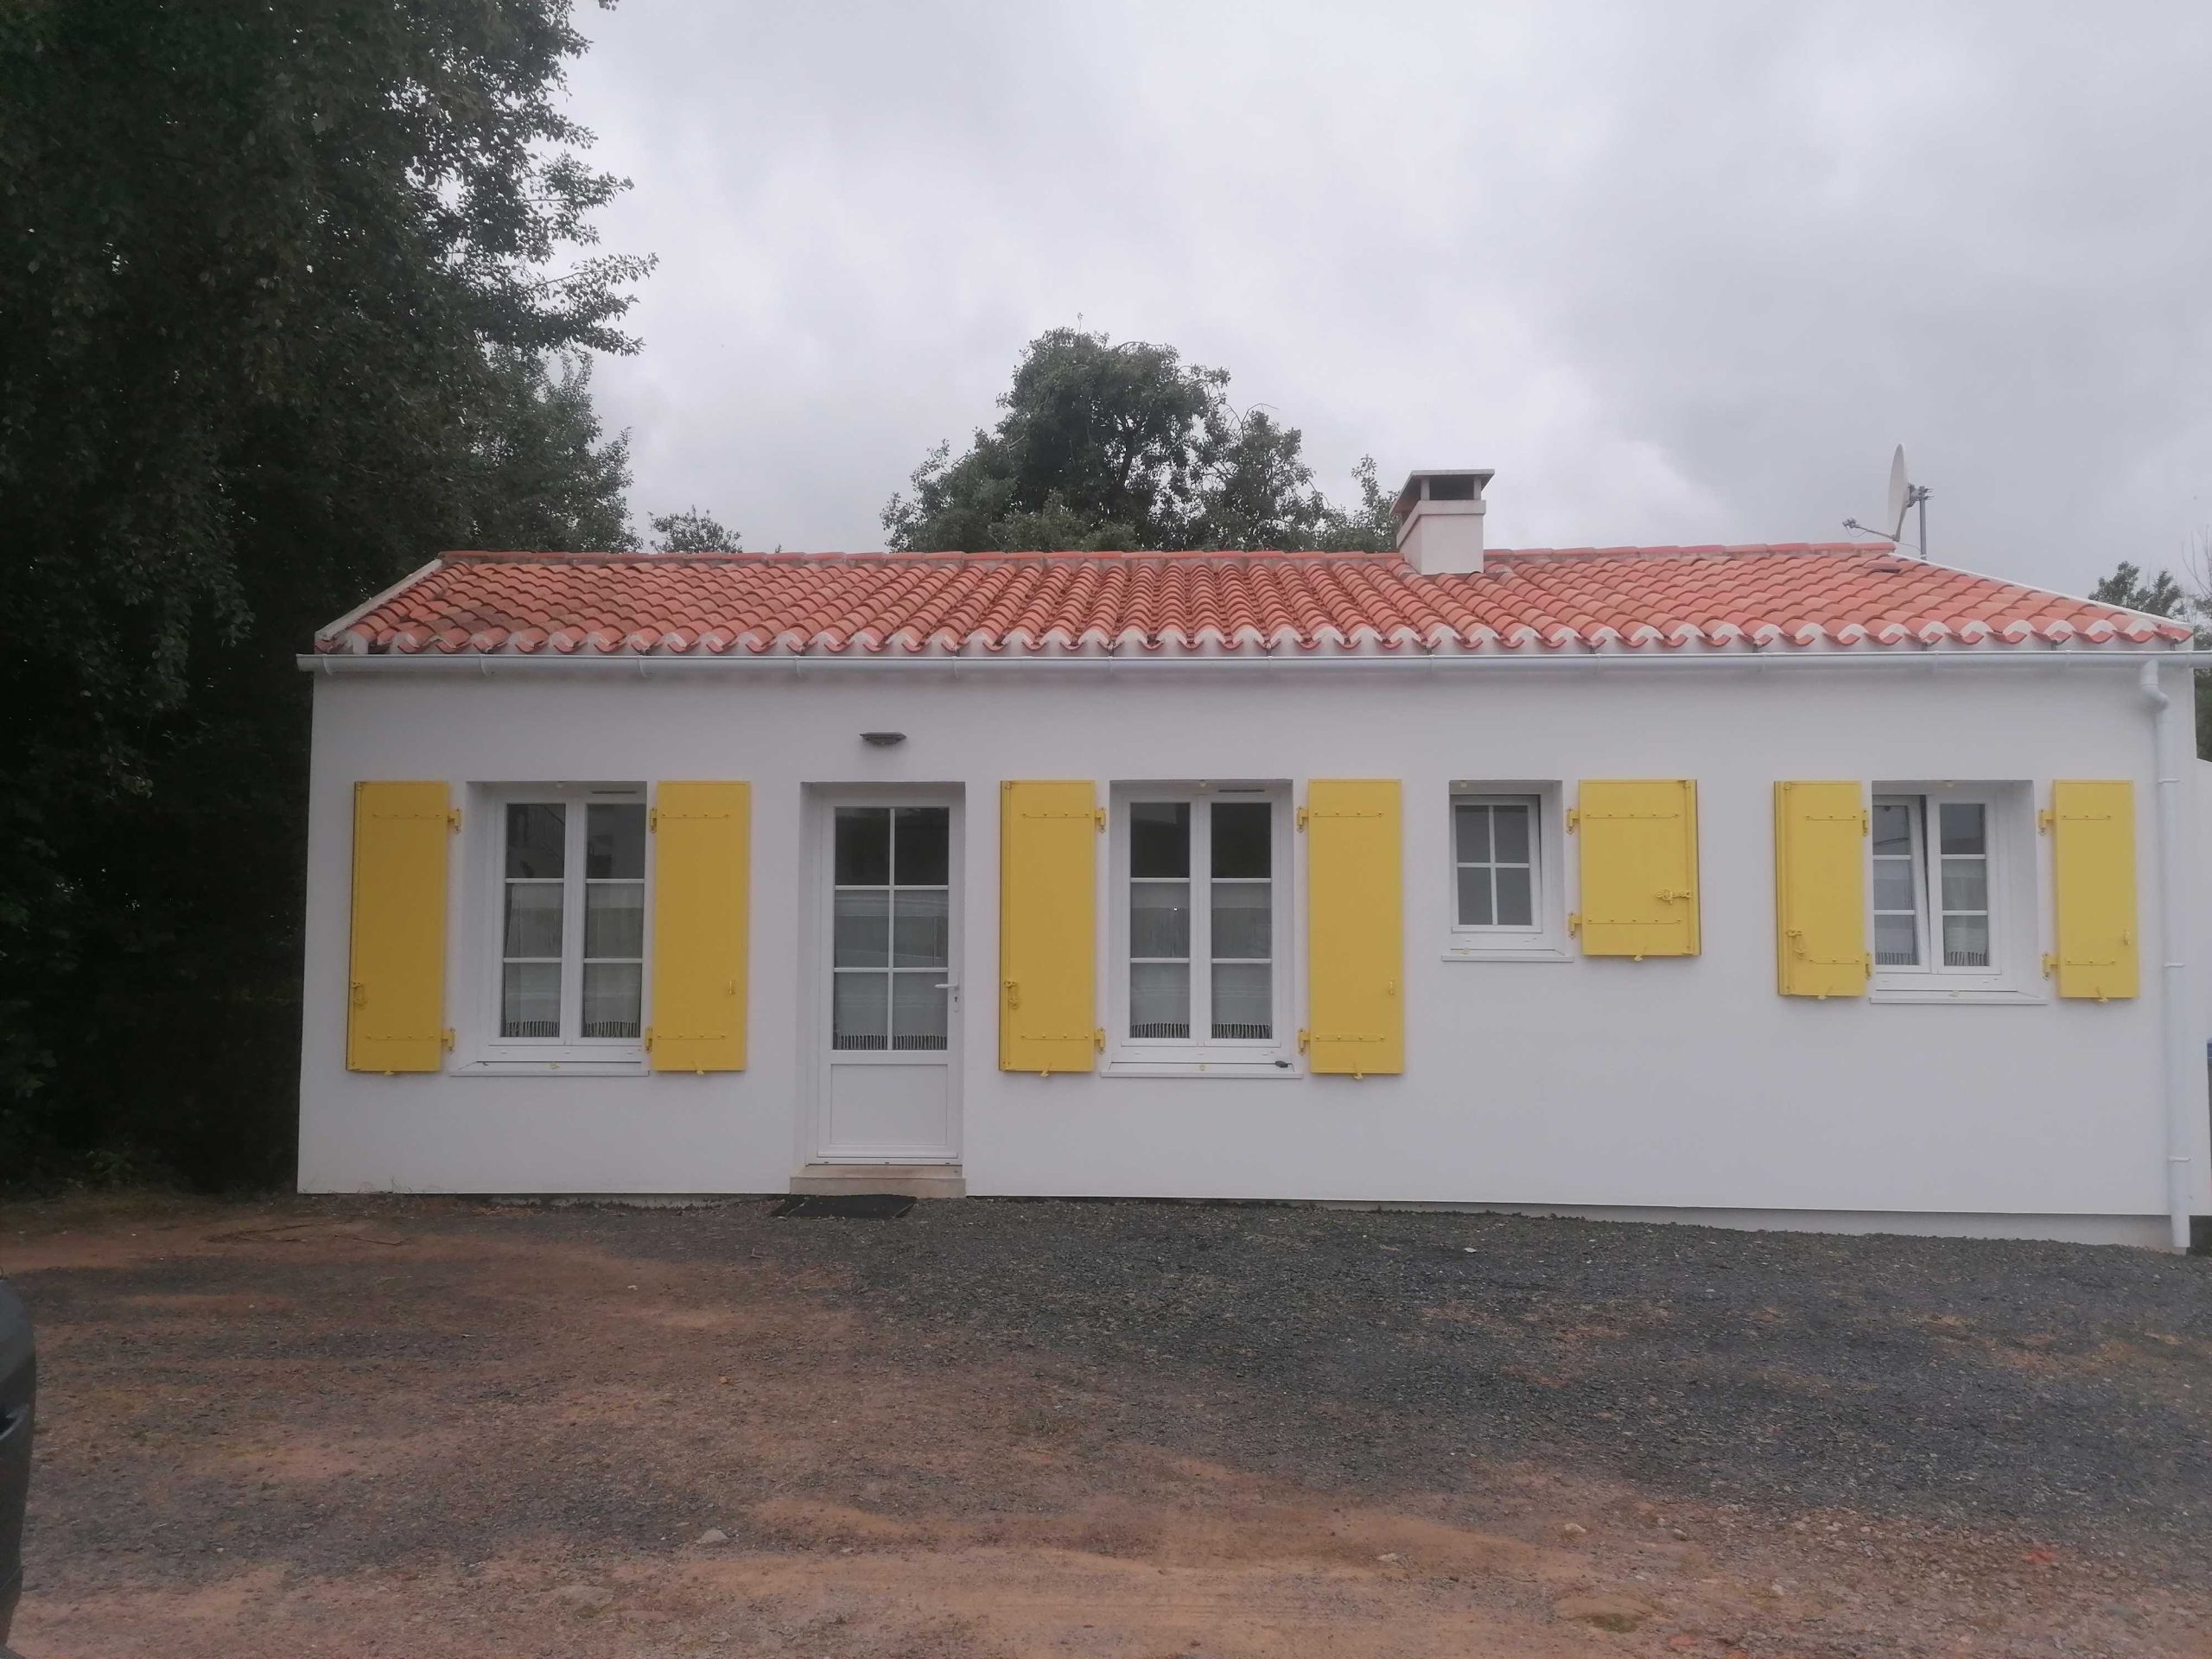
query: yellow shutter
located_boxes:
[649,781,750,1071]
[999,780,1098,1072]
[1773,781,1869,997]
[2046,780,2138,1001]
[347,780,453,1072]
[1573,779,1700,957]
[1303,779,1403,1076]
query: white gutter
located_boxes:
[2139,659,2199,1252]
[298,647,2212,677]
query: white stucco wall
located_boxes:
[296,658,2212,1242]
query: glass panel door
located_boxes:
[832,806,951,1052]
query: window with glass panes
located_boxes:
[1871,795,1993,973]
[1126,797,1275,1044]
[831,806,951,1052]
[498,798,646,1042]
[1452,797,1539,931]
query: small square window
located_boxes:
[1443,786,1567,962]
[1452,795,1541,932]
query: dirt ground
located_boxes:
[3,1193,2208,1658]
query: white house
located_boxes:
[296,470,2212,1249]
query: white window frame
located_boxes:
[1105,782,1298,1077]
[1442,781,1570,962]
[461,782,652,1071]
[1868,782,2038,1004]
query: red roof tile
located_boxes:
[314,546,2192,658]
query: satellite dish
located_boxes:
[1844,444,1930,560]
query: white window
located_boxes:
[1453,795,1541,933]
[474,786,650,1062]
[1443,783,1568,960]
[1869,786,2031,998]
[1109,785,1294,1072]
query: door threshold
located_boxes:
[791,1163,966,1199]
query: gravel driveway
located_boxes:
[3,1194,2206,1657]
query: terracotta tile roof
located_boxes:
[314,545,2192,658]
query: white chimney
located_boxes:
[1392,469,1492,575]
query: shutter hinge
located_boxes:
[2037,807,2054,834]
[2041,953,2056,978]
[644,1027,655,1052]
[1094,807,1106,830]
[1565,806,1580,832]
[1295,805,1309,831]
[649,806,659,831]
[1860,809,1870,836]
[441,1028,455,1052]
[1094,1027,1106,1052]
[447,809,463,831]
[1296,1028,1310,1053]
[1567,912,1582,937]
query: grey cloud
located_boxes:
[567,1,2212,591]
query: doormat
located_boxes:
[772,1194,916,1220]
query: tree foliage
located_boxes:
[0,0,646,1184]
[2088,561,2212,760]
[883,327,1393,553]
[2088,562,2186,620]
[648,506,743,552]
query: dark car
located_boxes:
[0,1277,29,1649]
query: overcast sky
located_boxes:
[563,2,2212,595]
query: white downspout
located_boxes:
[2139,658,2196,1251]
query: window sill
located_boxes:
[452,1058,650,1077]
[1103,1054,1303,1080]
[1868,985,2044,1006]
[1440,941,1571,963]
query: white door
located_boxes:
[819,800,960,1162]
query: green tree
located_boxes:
[2088,563,2186,619]
[649,506,743,552]
[464,352,638,552]
[883,327,1391,553]
[2088,561,2212,760]
[0,0,648,1184]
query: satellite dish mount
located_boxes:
[1844,444,1931,560]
